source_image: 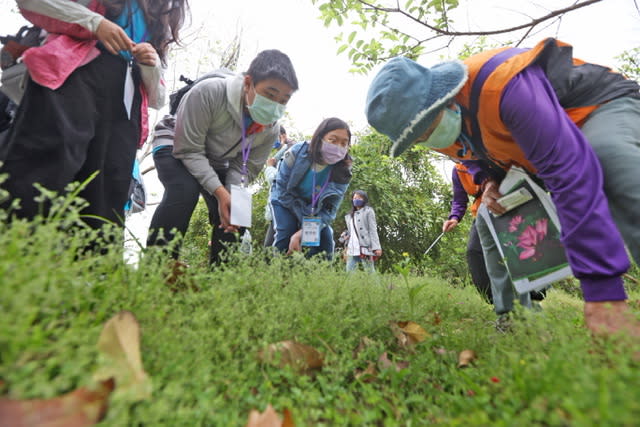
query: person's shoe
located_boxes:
[530,289,547,301]
[584,301,640,338]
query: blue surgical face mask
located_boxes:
[353,199,365,207]
[247,91,286,125]
[416,104,462,149]
[321,140,348,164]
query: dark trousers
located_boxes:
[147,146,241,264]
[0,52,141,229]
[468,219,546,303]
[467,220,493,303]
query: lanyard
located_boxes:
[239,120,253,186]
[310,166,332,215]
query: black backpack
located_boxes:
[168,68,234,115]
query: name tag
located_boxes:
[230,184,252,227]
[301,216,321,247]
[123,63,134,119]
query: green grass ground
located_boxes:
[1,219,640,426]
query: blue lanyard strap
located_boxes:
[311,167,332,215]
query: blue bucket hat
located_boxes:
[365,57,468,157]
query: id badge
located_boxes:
[301,216,321,247]
[230,184,252,227]
[123,63,134,120]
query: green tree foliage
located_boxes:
[616,47,640,82]
[311,0,605,72]
[183,132,473,283]
[334,131,470,279]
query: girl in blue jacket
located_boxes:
[270,117,352,260]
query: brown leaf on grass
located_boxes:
[94,311,151,401]
[354,361,378,382]
[245,404,294,427]
[377,352,410,372]
[258,341,323,374]
[431,312,442,325]
[457,349,477,368]
[165,261,200,293]
[390,321,429,348]
[352,336,376,359]
[0,378,115,427]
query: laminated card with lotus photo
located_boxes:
[480,167,573,294]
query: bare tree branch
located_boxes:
[357,0,603,37]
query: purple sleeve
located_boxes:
[449,168,468,221]
[461,160,489,185]
[500,65,628,301]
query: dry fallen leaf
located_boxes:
[390,321,429,348]
[352,336,376,359]
[431,312,442,325]
[245,404,294,427]
[377,352,410,372]
[94,311,151,401]
[0,378,115,427]
[457,349,477,368]
[258,341,323,374]
[354,361,378,382]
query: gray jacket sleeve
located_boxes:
[139,60,166,110]
[367,208,382,251]
[172,80,226,194]
[17,0,104,33]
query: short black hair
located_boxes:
[279,125,287,135]
[247,49,299,91]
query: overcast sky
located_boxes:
[2,0,638,255]
[2,0,639,137]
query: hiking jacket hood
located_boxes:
[172,74,279,194]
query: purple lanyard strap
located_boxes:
[240,121,253,186]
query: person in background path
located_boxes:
[1,0,188,231]
[270,117,352,260]
[365,38,640,338]
[147,50,298,264]
[344,189,382,273]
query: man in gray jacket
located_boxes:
[147,50,298,264]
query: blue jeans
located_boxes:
[271,201,334,260]
[346,255,375,273]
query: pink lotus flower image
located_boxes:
[508,215,524,232]
[516,218,548,260]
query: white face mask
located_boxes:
[320,140,348,164]
[416,104,462,149]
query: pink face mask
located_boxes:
[321,140,348,164]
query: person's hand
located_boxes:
[266,157,277,167]
[213,186,238,233]
[481,180,507,216]
[442,218,459,232]
[95,19,134,55]
[287,229,303,254]
[132,42,157,66]
[373,249,382,257]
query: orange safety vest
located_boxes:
[436,39,604,174]
[454,163,482,217]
